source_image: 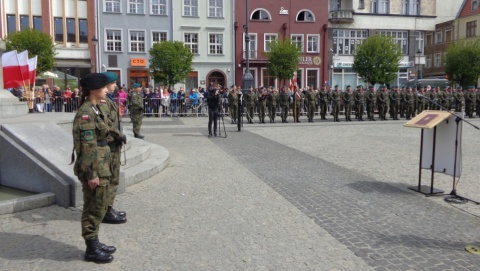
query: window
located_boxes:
[264,34,277,52]
[434,53,441,67]
[33,16,42,32]
[445,28,452,42]
[105,0,121,12]
[359,0,365,9]
[262,68,276,89]
[330,0,341,11]
[426,33,432,46]
[209,0,223,17]
[130,31,146,52]
[297,10,315,22]
[307,35,320,53]
[414,31,424,54]
[66,18,76,42]
[371,0,389,14]
[152,31,167,43]
[79,19,88,43]
[184,33,199,54]
[251,9,270,20]
[473,0,478,10]
[7,15,16,34]
[467,21,477,37]
[402,0,419,15]
[54,17,63,42]
[243,33,257,59]
[129,0,144,14]
[209,33,223,54]
[106,29,122,52]
[377,30,408,54]
[333,29,368,55]
[184,0,198,16]
[296,69,303,89]
[291,34,304,51]
[426,55,431,68]
[151,0,166,15]
[307,70,319,89]
[435,31,442,44]
[20,15,29,30]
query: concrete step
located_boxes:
[122,137,152,169]
[123,143,170,187]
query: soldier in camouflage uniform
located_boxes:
[228,86,238,124]
[267,87,278,123]
[318,84,328,120]
[279,86,290,123]
[244,87,257,123]
[365,86,376,121]
[97,72,127,224]
[257,87,268,124]
[293,87,303,123]
[377,85,388,120]
[73,73,116,263]
[465,86,476,118]
[331,85,341,122]
[454,86,464,112]
[305,86,317,122]
[404,87,415,120]
[389,87,400,120]
[343,85,353,121]
[417,86,426,114]
[129,83,144,138]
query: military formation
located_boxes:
[220,83,480,123]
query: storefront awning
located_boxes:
[55,59,92,68]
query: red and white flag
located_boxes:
[289,71,297,90]
[17,50,29,84]
[28,56,38,84]
[1,50,23,89]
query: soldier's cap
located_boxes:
[457,86,462,89]
[80,73,108,91]
[381,85,387,88]
[468,86,475,89]
[334,85,338,87]
[368,86,374,89]
[270,86,274,89]
[101,72,118,84]
[322,83,327,86]
[132,83,141,88]
[346,85,351,88]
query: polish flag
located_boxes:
[289,71,297,90]
[28,56,38,84]
[17,50,29,84]
[1,50,23,89]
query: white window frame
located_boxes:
[104,0,121,13]
[250,8,271,21]
[434,52,441,67]
[243,33,257,59]
[208,33,223,55]
[151,0,167,15]
[377,30,408,55]
[435,30,442,44]
[128,30,146,53]
[296,9,315,22]
[208,0,223,18]
[330,0,341,11]
[307,34,320,53]
[333,29,368,55]
[151,30,168,45]
[291,34,304,52]
[306,68,320,89]
[128,0,145,14]
[445,28,452,43]
[264,33,277,52]
[401,0,420,15]
[183,0,198,17]
[473,0,478,10]
[184,32,199,54]
[414,31,424,54]
[426,55,431,68]
[371,0,389,14]
[105,28,123,52]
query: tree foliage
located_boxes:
[264,37,301,86]
[352,34,403,85]
[149,41,194,87]
[4,29,56,74]
[444,40,480,87]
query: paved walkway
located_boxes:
[1,113,480,270]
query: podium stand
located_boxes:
[404,110,463,196]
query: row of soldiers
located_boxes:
[225,84,480,123]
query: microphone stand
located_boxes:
[417,93,480,204]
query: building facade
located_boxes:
[96,0,173,87]
[234,0,329,90]
[172,0,234,91]
[422,20,455,78]
[328,0,439,88]
[0,0,96,83]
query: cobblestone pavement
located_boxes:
[0,115,375,271]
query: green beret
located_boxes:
[468,86,475,89]
[80,73,108,91]
[132,83,141,88]
[102,72,118,84]
[368,86,374,89]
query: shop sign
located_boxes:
[130,58,147,67]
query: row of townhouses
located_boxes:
[1,0,477,90]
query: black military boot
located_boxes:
[97,239,116,254]
[110,207,126,217]
[102,206,127,224]
[85,238,114,263]
[134,132,145,139]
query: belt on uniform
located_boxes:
[97,139,107,147]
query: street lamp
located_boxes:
[416,49,422,79]
[91,36,99,72]
[239,0,254,131]
[64,68,70,90]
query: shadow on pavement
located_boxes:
[345,180,415,195]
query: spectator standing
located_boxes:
[63,87,73,112]
[53,86,63,112]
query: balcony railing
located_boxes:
[329,10,354,24]
[243,50,258,60]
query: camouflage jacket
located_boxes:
[98,96,123,145]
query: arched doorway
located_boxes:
[207,71,226,88]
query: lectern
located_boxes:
[404,110,463,195]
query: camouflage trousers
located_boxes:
[131,109,143,135]
[109,145,122,206]
[229,104,238,120]
[268,105,277,121]
[307,102,315,120]
[81,177,109,240]
[258,103,266,123]
[281,104,289,121]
